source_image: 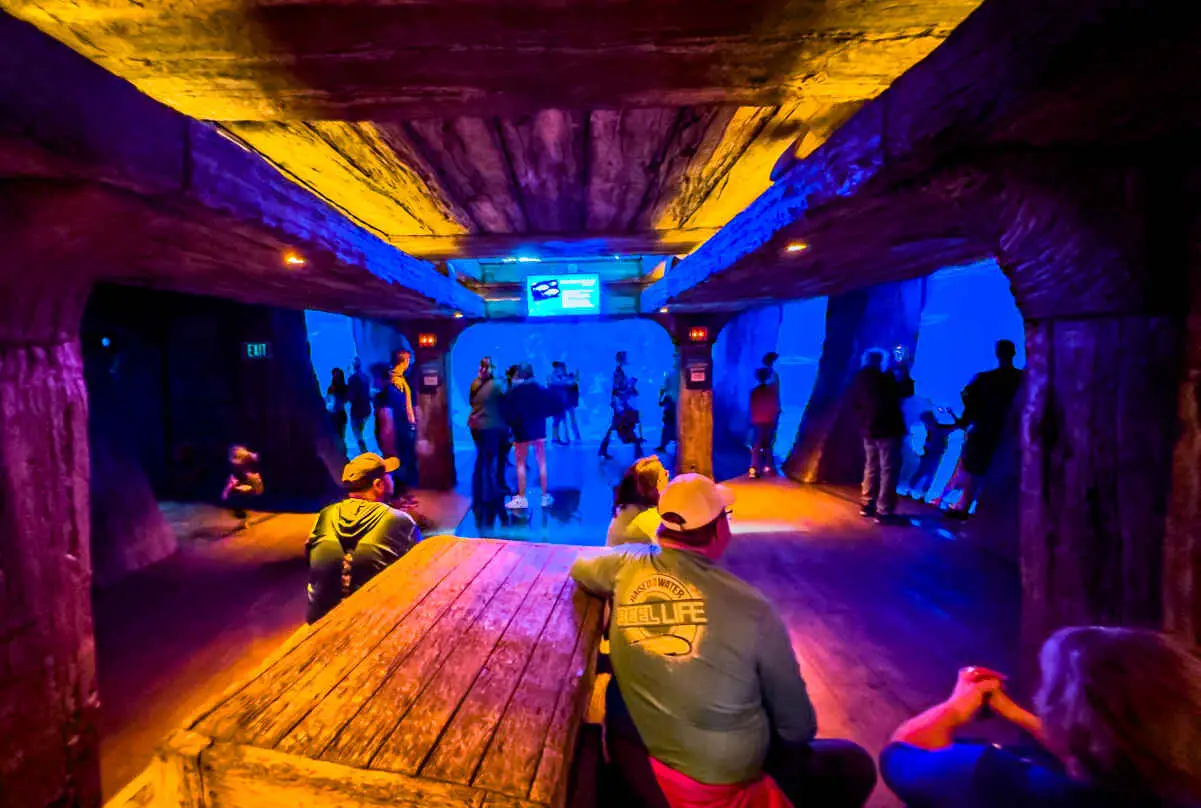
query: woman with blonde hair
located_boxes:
[606,455,668,546]
[882,626,1201,807]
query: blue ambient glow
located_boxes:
[450,319,675,446]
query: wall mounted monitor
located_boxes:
[525,274,601,317]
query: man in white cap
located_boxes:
[571,474,875,808]
[305,453,422,623]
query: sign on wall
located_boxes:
[243,342,272,360]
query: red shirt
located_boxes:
[749,384,781,425]
[650,758,793,808]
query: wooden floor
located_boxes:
[95,475,1017,807]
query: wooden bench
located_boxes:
[145,535,605,808]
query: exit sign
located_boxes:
[243,342,271,360]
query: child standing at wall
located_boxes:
[748,367,781,478]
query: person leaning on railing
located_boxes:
[882,627,1201,808]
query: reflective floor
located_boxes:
[454,441,677,544]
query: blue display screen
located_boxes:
[525,274,601,317]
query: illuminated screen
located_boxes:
[525,274,601,317]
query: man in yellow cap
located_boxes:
[304,453,422,623]
[571,473,875,808]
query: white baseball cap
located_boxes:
[658,473,735,531]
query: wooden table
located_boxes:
[151,535,604,808]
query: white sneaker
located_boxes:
[541,493,555,507]
[505,495,528,510]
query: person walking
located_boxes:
[326,367,350,451]
[468,356,506,505]
[501,364,554,509]
[851,347,914,522]
[347,357,372,454]
[599,351,634,459]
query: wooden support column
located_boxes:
[783,278,925,484]
[983,156,1192,672]
[667,316,723,479]
[1165,170,1201,648]
[0,276,100,807]
[402,320,467,491]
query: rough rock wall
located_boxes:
[713,305,784,453]
[784,279,925,484]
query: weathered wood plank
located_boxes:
[266,540,501,755]
[193,536,472,742]
[320,544,528,768]
[529,596,603,808]
[402,119,528,234]
[498,111,587,233]
[221,121,470,240]
[419,551,577,784]
[371,545,555,775]
[199,742,486,808]
[385,229,718,260]
[585,109,679,232]
[471,582,600,798]
[636,106,739,231]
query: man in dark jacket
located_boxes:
[851,347,914,521]
[305,453,422,623]
[468,356,506,504]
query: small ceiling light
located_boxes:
[785,241,809,254]
[283,250,306,267]
[453,312,464,319]
[659,307,669,314]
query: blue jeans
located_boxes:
[862,437,902,515]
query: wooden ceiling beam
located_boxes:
[643,0,1198,312]
[389,229,719,261]
[3,0,981,120]
[0,15,483,318]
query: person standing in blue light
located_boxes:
[501,364,555,510]
[600,351,638,459]
[851,347,914,522]
[549,361,581,445]
[655,372,677,453]
[389,349,420,500]
[346,357,372,454]
[468,357,506,505]
[936,339,1023,518]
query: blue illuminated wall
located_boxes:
[904,259,1025,499]
[450,320,677,445]
[712,298,828,457]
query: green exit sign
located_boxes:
[243,342,271,360]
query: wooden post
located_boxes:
[984,156,1193,675]
[403,321,466,491]
[1165,180,1201,648]
[670,316,721,479]
[0,276,100,807]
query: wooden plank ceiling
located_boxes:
[5,0,982,262]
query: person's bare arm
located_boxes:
[988,689,1047,745]
[891,667,1002,750]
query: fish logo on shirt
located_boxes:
[615,573,707,658]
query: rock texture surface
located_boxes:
[784,280,924,485]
